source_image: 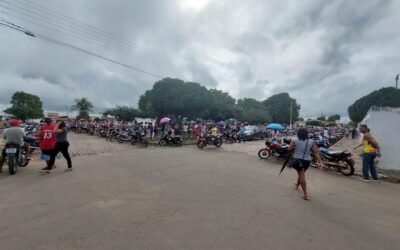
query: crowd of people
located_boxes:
[1,116,382,201]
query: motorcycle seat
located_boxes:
[320,148,345,156]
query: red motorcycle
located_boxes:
[258,138,291,160]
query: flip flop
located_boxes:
[64,168,73,172]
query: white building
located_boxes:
[361,107,400,170]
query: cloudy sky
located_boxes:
[0,0,399,118]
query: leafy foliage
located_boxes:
[236,98,270,123]
[348,87,400,122]
[317,115,326,121]
[306,119,324,126]
[70,97,94,119]
[262,93,300,124]
[137,78,301,123]
[327,114,340,122]
[4,91,44,120]
[103,106,141,121]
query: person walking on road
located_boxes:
[353,125,381,182]
[48,121,73,172]
[288,128,323,200]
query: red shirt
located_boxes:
[40,124,57,150]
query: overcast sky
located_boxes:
[0,0,399,118]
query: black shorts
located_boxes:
[292,159,311,171]
[41,149,54,156]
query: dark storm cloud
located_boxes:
[0,0,399,118]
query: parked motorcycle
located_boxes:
[312,148,355,176]
[223,130,237,143]
[130,130,149,147]
[4,143,29,175]
[117,130,133,143]
[106,129,119,141]
[159,133,182,146]
[258,138,291,160]
[196,134,223,149]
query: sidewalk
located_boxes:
[330,137,400,183]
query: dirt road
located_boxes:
[1,134,399,249]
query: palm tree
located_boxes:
[70,97,94,119]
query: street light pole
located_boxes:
[66,105,69,118]
[289,101,293,130]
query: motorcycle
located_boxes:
[312,148,355,176]
[117,129,133,143]
[223,130,237,143]
[258,138,291,160]
[196,134,223,149]
[130,130,149,147]
[4,143,29,175]
[159,133,182,146]
[106,128,119,141]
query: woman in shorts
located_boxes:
[288,128,323,200]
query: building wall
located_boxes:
[362,108,400,170]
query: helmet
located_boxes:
[43,117,52,124]
[9,119,20,127]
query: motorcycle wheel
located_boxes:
[258,149,270,159]
[197,140,205,149]
[159,139,167,146]
[142,139,149,147]
[117,136,123,143]
[8,155,17,175]
[214,138,223,147]
[337,159,355,176]
[176,139,183,147]
[21,159,30,167]
[130,139,136,145]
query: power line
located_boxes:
[0,2,174,71]
[0,9,174,73]
[0,19,163,78]
[8,0,174,61]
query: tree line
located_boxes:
[10,79,399,124]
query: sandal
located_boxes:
[64,168,73,172]
[303,195,309,200]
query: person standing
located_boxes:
[148,122,154,139]
[48,121,73,172]
[288,128,323,200]
[39,118,57,173]
[353,125,381,182]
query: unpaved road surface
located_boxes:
[1,134,400,250]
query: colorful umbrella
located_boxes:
[160,117,171,124]
[267,123,284,130]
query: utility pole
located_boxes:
[289,101,293,129]
[66,105,69,118]
[396,74,399,89]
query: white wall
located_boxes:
[363,108,400,170]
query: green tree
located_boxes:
[103,106,141,121]
[206,89,236,120]
[348,87,400,122]
[70,97,94,119]
[236,98,270,123]
[262,93,300,124]
[138,78,216,119]
[328,114,340,122]
[317,115,326,121]
[4,91,44,121]
[306,119,324,126]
